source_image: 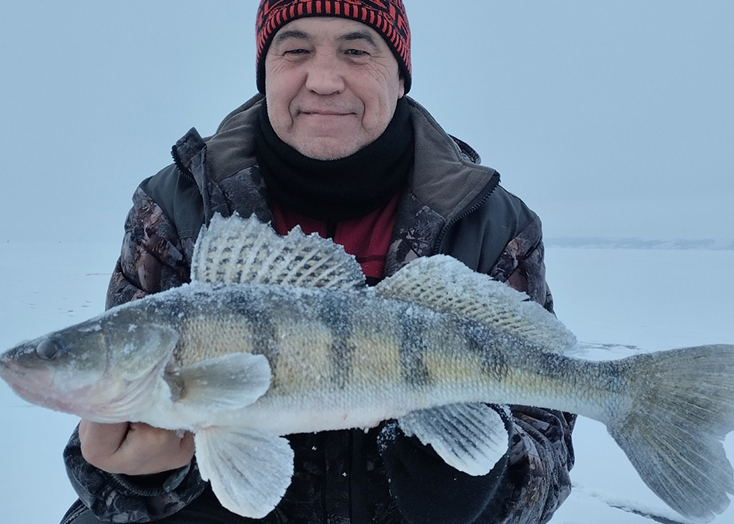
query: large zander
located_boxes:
[1,214,733,522]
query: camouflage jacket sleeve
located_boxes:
[63,426,206,522]
[63,186,206,522]
[380,216,575,524]
[487,214,554,313]
[485,216,575,524]
[105,186,194,308]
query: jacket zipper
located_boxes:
[431,172,501,255]
[171,146,196,182]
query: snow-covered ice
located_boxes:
[0,243,732,523]
[547,248,734,524]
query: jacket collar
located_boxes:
[173,94,499,224]
[405,97,499,221]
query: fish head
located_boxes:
[0,319,112,416]
[0,304,180,422]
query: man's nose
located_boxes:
[305,54,345,95]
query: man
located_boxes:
[61,1,574,523]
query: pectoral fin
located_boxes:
[195,426,294,519]
[176,353,271,411]
[398,403,511,476]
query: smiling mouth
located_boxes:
[302,112,350,117]
[303,113,349,118]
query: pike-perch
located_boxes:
[1,214,733,522]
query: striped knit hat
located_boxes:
[256,0,412,94]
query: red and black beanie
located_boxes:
[256,0,412,94]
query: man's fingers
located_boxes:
[180,431,196,457]
[117,423,195,472]
[79,420,195,475]
[79,420,131,467]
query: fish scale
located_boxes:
[132,282,623,424]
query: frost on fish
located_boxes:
[1,213,734,522]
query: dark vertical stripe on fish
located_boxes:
[228,290,281,377]
[399,310,432,387]
[320,294,354,389]
[460,320,508,381]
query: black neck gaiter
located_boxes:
[255,98,414,222]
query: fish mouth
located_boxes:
[0,356,26,383]
[2,367,99,416]
[0,355,52,387]
[3,377,55,409]
[0,355,76,412]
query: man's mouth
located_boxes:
[299,107,355,116]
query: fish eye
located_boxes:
[36,338,64,360]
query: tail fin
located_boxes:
[606,344,734,523]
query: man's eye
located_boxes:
[284,49,309,56]
[345,49,368,57]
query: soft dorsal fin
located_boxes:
[375,255,576,352]
[191,213,365,289]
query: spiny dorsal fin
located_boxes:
[375,255,576,352]
[191,213,365,289]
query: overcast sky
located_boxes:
[1,1,732,243]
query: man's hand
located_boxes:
[79,420,195,476]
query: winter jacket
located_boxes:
[63,95,574,524]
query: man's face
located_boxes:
[264,17,405,160]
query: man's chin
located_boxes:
[293,140,362,161]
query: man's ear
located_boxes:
[398,76,406,98]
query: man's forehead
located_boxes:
[272,17,385,46]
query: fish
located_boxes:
[1,213,733,523]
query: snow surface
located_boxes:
[0,243,732,523]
